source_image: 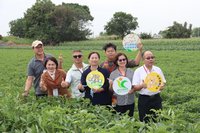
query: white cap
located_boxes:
[32,40,43,48]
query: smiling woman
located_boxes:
[80,51,112,105]
[40,56,71,97]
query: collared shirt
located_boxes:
[132,65,166,96]
[65,63,88,98]
[27,53,52,95]
[109,68,134,106]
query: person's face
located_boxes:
[33,44,44,55]
[72,52,83,64]
[46,60,57,72]
[89,53,99,66]
[105,47,116,61]
[117,55,127,67]
[143,51,155,67]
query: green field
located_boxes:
[0,38,200,132]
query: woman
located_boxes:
[109,53,135,117]
[79,52,111,105]
[40,57,71,97]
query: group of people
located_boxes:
[22,40,166,122]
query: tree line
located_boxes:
[8,0,200,45]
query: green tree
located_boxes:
[51,3,93,42]
[139,32,152,39]
[192,27,200,37]
[160,21,192,38]
[9,0,93,45]
[9,18,26,37]
[104,12,138,38]
[24,0,56,44]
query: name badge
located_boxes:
[53,88,58,96]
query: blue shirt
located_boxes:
[27,53,52,95]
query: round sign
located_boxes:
[113,76,132,95]
[144,72,163,92]
[122,33,141,52]
[86,70,105,89]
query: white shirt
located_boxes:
[65,63,88,98]
[132,65,166,96]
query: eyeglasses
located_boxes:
[73,55,82,58]
[145,56,155,60]
[118,58,126,62]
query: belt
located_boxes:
[139,93,160,98]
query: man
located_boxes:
[61,50,88,98]
[100,42,143,73]
[132,50,166,122]
[100,42,143,106]
[22,40,62,97]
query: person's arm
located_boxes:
[127,43,143,67]
[58,54,63,69]
[61,70,71,88]
[133,82,146,92]
[40,74,47,92]
[134,43,143,65]
[22,76,33,96]
[131,68,146,92]
[79,71,87,92]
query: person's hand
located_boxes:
[77,83,85,91]
[137,43,143,51]
[128,89,134,94]
[58,53,63,64]
[61,78,67,87]
[159,83,165,91]
[22,90,29,97]
[141,80,147,89]
[107,78,113,91]
[92,88,103,93]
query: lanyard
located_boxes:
[143,65,151,74]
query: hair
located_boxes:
[142,50,152,59]
[44,56,58,69]
[102,43,117,51]
[114,52,128,67]
[72,50,82,53]
[88,52,100,59]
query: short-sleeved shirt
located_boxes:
[65,63,88,98]
[109,68,135,106]
[27,53,52,95]
[100,59,138,74]
[132,65,166,96]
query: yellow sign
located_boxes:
[86,70,105,89]
[144,72,163,92]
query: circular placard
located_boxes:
[86,70,105,89]
[113,76,132,95]
[144,72,163,92]
[122,33,141,52]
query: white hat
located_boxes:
[32,40,43,48]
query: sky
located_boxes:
[0,0,199,37]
